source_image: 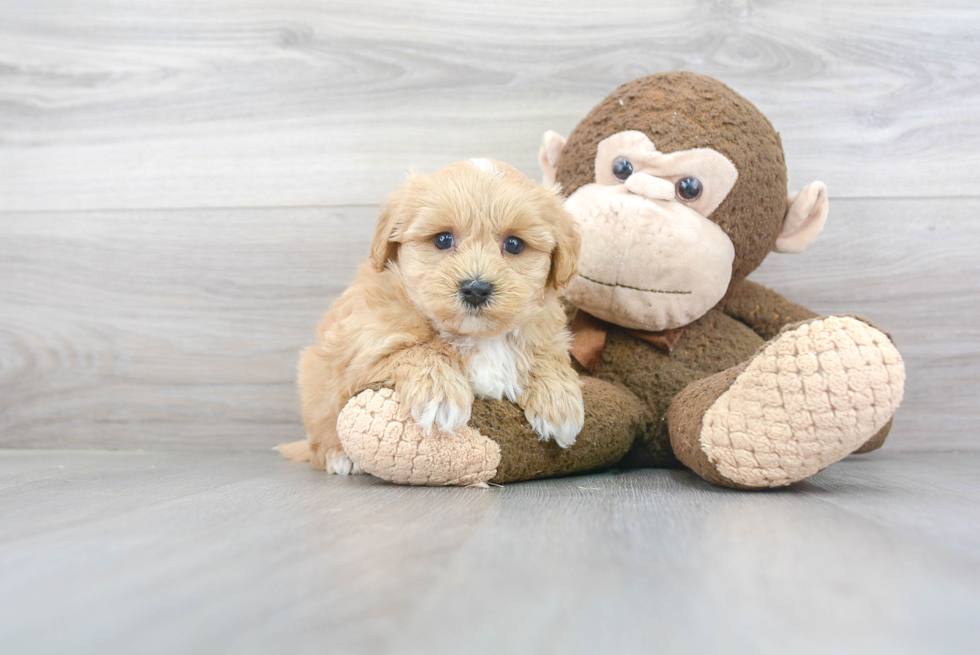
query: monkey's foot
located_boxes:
[669,316,905,489]
[337,388,500,486]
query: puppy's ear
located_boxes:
[548,204,581,290]
[370,190,403,272]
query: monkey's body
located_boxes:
[600,291,783,469]
[328,72,906,489]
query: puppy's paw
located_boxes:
[528,414,583,449]
[324,448,364,476]
[398,368,473,434]
[521,376,585,449]
[414,397,472,434]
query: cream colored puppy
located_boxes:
[281,158,584,474]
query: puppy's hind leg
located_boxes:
[295,345,364,475]
[311,427,362,475]
[277,436,362,475]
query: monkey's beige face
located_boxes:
[563,131,739,331]
[387,160,577,337]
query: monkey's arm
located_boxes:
[718,279,818,341]
[336,377,642,486]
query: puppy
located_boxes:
[283,158,585,474]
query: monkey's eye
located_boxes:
[433,232,455,250]
[612,157,634,182]
[503,236,525,255]
[676,177,703,201]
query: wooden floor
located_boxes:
[1,449,978,655]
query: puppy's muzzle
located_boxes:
[459,278,493,308]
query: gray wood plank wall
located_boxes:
[1,1,978,451]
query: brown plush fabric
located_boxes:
[570,309,686,375]
[854,420,893,454]
[719,280,818,340]
[555,72,788,287]
[479,377,644,484]
[595,306,765,467]
[667,363,750,488]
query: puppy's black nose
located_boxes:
[459,279,493,307]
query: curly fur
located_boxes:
[281,159,585,472]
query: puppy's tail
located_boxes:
[276,439,312,462]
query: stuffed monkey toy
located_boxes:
[330,72,905,489]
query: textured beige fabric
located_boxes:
[775,181,829,254]
[593,131,739,217]
[563,181,735,331]
[538,130,567,188]
[337,388,500,486]
[700,316,905,487]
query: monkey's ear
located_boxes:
[548,206,582,290]
[370,191,404,271]
[538,130,567,187]
[774,181,829,254]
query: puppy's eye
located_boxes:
[433,232,454,250]
[676,177,703,201]
[503,236,525,255]
[612,157,633,182]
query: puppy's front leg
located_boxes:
[519,347,585,449]
[388,345,473,434]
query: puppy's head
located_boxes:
[371,158,580,336]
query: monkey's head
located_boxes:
[539,72,829,331]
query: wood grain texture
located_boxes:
[750,198,980,451]
[1,0,979,211]
[0,198,976,451]
[1,450,978,655]
[0,206,375,449]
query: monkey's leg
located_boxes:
[667,316,905,489]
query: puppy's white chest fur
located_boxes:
[449,332,525,402]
